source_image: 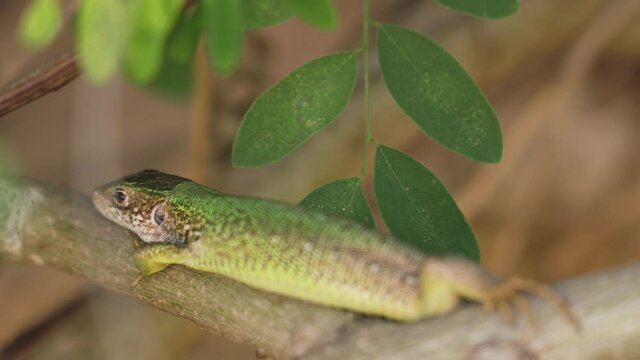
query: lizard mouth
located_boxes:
[92,186,124,225]
[93,189,113,218]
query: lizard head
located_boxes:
[92,169,191,245]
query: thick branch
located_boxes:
[0,177,353,359]
[0,51,80,118]
[1,177,639,359]
[1,291,208,360]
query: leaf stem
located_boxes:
[360,0,372,177]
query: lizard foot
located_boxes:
[482,276,581,333]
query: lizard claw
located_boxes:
[483,276,581,333]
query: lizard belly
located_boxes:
[185,241,424,320]
[240,272,421,320]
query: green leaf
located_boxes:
[124,0,184,84]
[143,6,199,99]
[435,0,520,19]
[19,0,62,49]
[147,52,194,100]
[378,24,502,163]
[202,0,244,73]
[245,0,293,28]
[283,0,337,30]
[123,32,165,84]
[167,6,202,64]
[374,145,479,261]
[76,0,128,84]
[232,51,357,167]
[300,178,375,228]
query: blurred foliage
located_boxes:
[18,0,338,89]
[14,0,522,259]
[283,0,337,30]
[202,0,244,73]
[19,0,62,49]
[244,0,292,28]
[75,0,128,83]
[124,0,184,84]
[435,0,520,19]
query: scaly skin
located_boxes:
[93,170,578,325]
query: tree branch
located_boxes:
[0,51,80,118]
[1,177,639,359]
[1,291,209,360]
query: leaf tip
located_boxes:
[481,144,503,164]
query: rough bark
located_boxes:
[1,177,639,359]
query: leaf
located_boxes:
[374,145,479,261]
[76,0,128,84]
[435,0,520,19]
[167,6,202,64]
[19,0,62,49]
[147,52,194,100]
[245,0,293,28]
[378,24,502,163]
[123,31,165,84]
[143,6,199,99]
[300,178,375,228]
[202,0,244,73]
[283,0,337,30]
[124,0,184,84]
[232,51,357,167]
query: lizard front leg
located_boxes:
[132,244,192,288]
[418,257,580,331]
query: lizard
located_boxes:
[92,169,578,329]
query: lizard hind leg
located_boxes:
[417,257,580,332]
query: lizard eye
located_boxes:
[113,189,128,205]
[152,203,166,226]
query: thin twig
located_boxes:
[0,51,80,118]
[188,43,214,184]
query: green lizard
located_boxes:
[93,170,577,327]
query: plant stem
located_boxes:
[188,42,214,185]
[360,0,372,177]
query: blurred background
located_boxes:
[1,0,639,359]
